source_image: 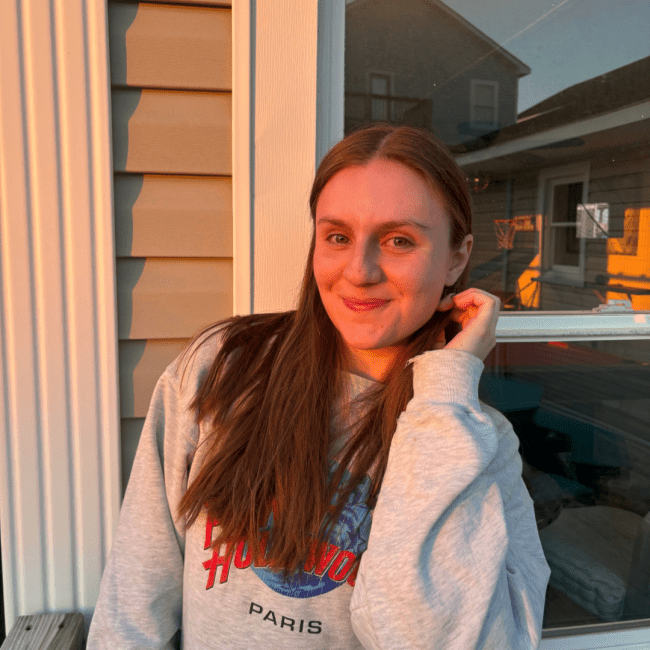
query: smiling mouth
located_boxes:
[342,298,390,312]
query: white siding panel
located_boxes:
[0,0,119,632]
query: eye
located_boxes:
[327,233,350,245]
[388,236,413,248]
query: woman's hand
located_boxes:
[434,288,500,361]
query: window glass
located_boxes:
[345,0,650,636]
[344,0,650,313]
[480,339,650,630]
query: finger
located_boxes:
[436,292,456,311]
[451,288,500,310]
[452,290,499,318]
[447,291,500,332]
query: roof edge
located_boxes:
[346,0,531,77]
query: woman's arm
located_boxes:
[350,292,550,649]
[87,362,199,649]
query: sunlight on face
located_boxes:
[313,158,471,380]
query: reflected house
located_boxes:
[454,56,650,312]
[345,0,530,144]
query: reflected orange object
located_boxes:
[517,252,541,309]
[607,208,650,310]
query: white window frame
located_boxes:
[538,162,590,288]
[367,70,394,121]
[470,79,499,129]
[248,1,650,647]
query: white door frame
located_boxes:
[0,0,120,632]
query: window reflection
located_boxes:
[481,340,650,628]
[345,0,650,312]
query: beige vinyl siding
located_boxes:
[109,0,232,491]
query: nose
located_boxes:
[343,240,382,286]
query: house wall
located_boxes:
[467,143,650,313]
[536,147,650,311]
[107,0,233,491]
[469,174,538,302]
[345,0,520,143]
[0,0,330,634]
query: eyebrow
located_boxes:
[316,217,431,231]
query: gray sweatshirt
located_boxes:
[87,336,550,649]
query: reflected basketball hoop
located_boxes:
[493,216,536,250]
[494,219,516,250]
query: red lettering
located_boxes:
[202,542,234,589]
[304,542,339,577]
[346,558,360,587]
[204,516,219,550]
[327,549,356,582]
[234,539,252,569]
[303,542,319,573]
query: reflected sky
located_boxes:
[442,0,650,111]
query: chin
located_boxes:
[340,332,401,353]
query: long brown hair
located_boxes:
[177,124,473,574]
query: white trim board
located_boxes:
[252,0,320,313]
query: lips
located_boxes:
[342,297,390,312]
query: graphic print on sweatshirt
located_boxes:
[203,463,373,598]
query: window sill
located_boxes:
[495,310,650,342]
[540,621,650,649]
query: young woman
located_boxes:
[88,124,550,649]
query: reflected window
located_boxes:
[345,0,650,313]
[369,73,391,121]
[551,181,582,268]
[470,79,499,130]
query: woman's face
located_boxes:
[313,158,472,380]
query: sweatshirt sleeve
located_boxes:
[349,349,551,650]
[87,362,198,650]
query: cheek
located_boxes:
[395,256,447,308]
[313,247,341,289]
[312,251,332,294]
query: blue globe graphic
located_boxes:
[252,463,373,598]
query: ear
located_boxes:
[444,234,473,286]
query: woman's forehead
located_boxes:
[316,160,449,228]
